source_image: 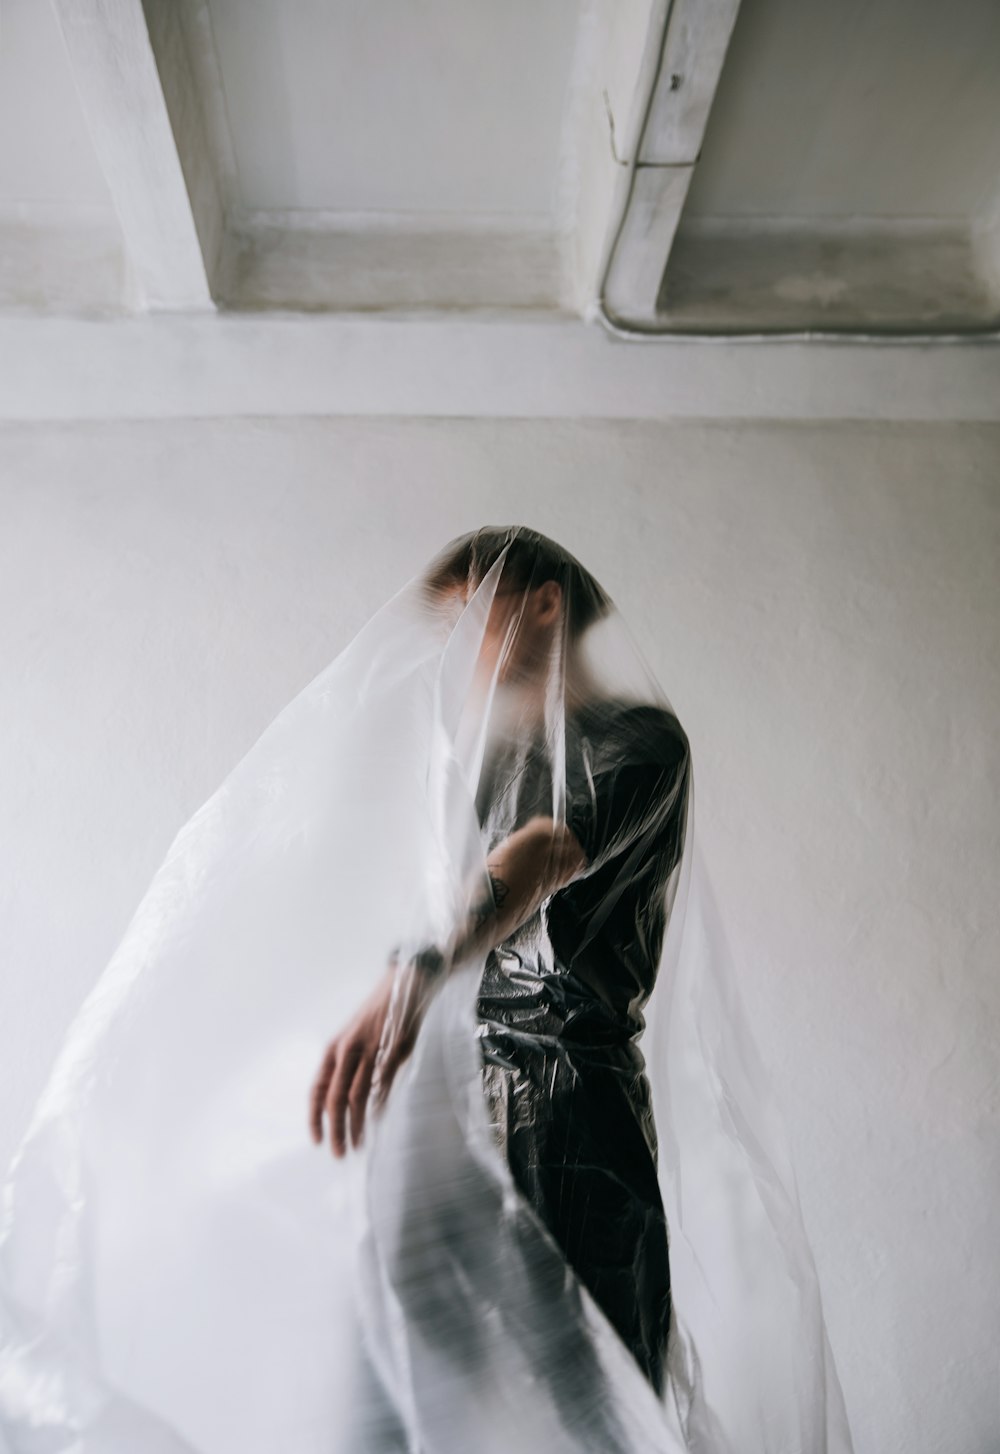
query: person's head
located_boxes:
[423,527,611,689]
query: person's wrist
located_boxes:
[409,944,447,982]
[388,940,448,984]
[412,948,447,982]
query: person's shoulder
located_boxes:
[576,697,689,773]
[617,701,689,772]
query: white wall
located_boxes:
[0,413,997,1454]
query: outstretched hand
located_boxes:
[308,958,430,1157]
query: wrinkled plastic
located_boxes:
[0,526,854,1453]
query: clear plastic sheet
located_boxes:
[0,526,854,1453]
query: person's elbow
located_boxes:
[518,814,588,893]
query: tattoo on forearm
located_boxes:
[488,871,510,911]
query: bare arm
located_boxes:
[423,814,588,981]
[309,815,586,1156]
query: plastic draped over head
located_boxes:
[0,526,853,1454]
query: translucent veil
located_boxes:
[0,526,853,1454]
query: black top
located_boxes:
[472,695,690,1396]
[475,696,690,1040]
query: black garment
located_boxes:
[474,697,690,1394]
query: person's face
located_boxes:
[437,576,564,693]
[475,578,563,689]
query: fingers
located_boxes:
[309,1039,339,1144]
[372,968,425,1109]
[326,1041,362,1158]
[311,964,426,1156]
[309,1037,377,1155]
[348,1052,376,1150]
[372,1030,413,1111]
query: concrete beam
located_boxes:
[0,314,997,423]
[51,0,220,311]
[600,0,742,329]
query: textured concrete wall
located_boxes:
[0,415,997,1453]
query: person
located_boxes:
[309,527,690,1400]
[0,524,854,1454]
